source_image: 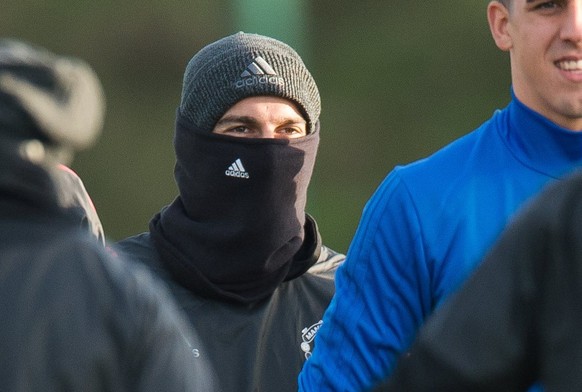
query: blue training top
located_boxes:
[299,92,582,392]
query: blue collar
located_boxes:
[498,90,582,178]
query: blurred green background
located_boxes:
[2,1,511,254]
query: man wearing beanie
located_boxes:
[0,38,213,391]
[115,32,344,391]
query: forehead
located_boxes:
[225,96,304,117]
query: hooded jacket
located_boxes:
[0,148,211,391]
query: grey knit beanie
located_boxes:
[179,32,320,133]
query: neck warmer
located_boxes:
[150,115,321,304]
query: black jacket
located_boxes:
[116,231,344,392]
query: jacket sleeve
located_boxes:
[380,192,552,391]
[299,171,433,391]
[381,173,582,392]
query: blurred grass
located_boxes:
[2,1,510,253]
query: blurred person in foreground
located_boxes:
[299,1,582,391]
[0,38,213,391]
[115,32,344,392]
[377,169,582,391]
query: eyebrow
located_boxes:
[215,115,306,128]
[215,115,261,128]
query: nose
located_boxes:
[561,1,582,44]
[257,127,296,139]
[256,127,278,139]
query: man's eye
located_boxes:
[280,127,303,135]
[229,126,249,133]
[534,1,560,10]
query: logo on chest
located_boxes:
[300,320,323,359]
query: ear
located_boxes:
[487,1,513,51]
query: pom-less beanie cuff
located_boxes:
[179,32,320,133]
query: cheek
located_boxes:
[511,33,550,73]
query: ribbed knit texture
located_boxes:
[179,32,320,133]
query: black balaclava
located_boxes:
[150,32,322,304]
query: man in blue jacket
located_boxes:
[299,1,582,391]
